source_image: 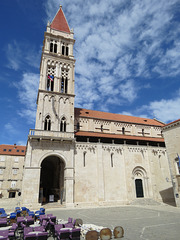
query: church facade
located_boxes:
[0,6,175,208]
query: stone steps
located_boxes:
[130,198,162,206]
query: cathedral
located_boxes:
[0,6,176,208]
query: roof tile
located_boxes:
[75,108,165,127]
[50,6,70,33]
[75,131,164,143]
[0,144,26,156]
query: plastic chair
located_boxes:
[70,228,81,240]
[100,228,112,240]
[86,231,99,240]
[113,226,124,239]
[57,228,70,240]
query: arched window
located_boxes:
[111,153,114,167]
[83,152,86,167]
[60,117,66,132]
[61,77,68,93]
[62,45,65,55]
[50,40,57,53]
[66,46,69,56]
[50,42,53,52]
[61,77,64,93]
[47,75,54,91]
[65,77,68,93]
[44,115,51,131]
[54,43,57,53]
[62,44,69,56]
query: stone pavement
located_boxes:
[45,204,180,240]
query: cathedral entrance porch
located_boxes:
[39,156,65,204]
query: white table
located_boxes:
[58,220,68,224]
[29,223,40,227]
[0,226,11,230]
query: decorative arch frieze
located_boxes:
[128,147,147,153]
[152,149,166,156]
[102,145,123,154]
[75,144,97,153]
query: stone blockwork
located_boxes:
[163,119,180,207]
[74,142,173,206]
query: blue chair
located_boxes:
[0,208,5,214]
[28,211,35,218]
[40,208,45,213]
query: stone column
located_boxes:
[97,143,105,202]
[64,167,74,207]
[22,167,41,208]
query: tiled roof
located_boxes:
[163,118,180,127]
[75,131,164,143]
[75,108,165,127]
[50,6,70,33]
[0,144,26,156]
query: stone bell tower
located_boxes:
[22,6,76,208]
[36,5,75,133]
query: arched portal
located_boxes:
[39,155,65,204]
[135,179,144,198]
[132,166,149,199]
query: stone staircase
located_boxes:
[130,198,162,206]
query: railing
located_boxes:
[29,129,74,139]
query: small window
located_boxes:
[9,192,16,198]
[66,46,69,56]
[11,181,16,188]
[50,42,53,52]
[54,43,57,53]
[142,129,144,136]
[16,150,19,152]
[111,153,114,167]
[12,168,18,175]
[101,125,103,132]
[3,149,6,152]
[60,117,66,132]
[21,150,24,153]
[0,157,5,162]
[8,149,12,152]
[62,45,65,55]
[122,127,125,135]
[83,152,86,167]
[44,115,51,131]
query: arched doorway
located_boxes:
[132,166,148,199]
[39,155,65,204]
[135,179,144,198]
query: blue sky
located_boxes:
[0,0,180,146]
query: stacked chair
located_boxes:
[0,207,82,240]
[54,217,81,240]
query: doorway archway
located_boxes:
[39,155,65,204]
[135,179,144,198]
[132,166,148,199]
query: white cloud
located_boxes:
[6,40,41,71]
[15,73,39,123]
[4,123,18,135]
[44,0,180,117]
[17,140,27,146]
